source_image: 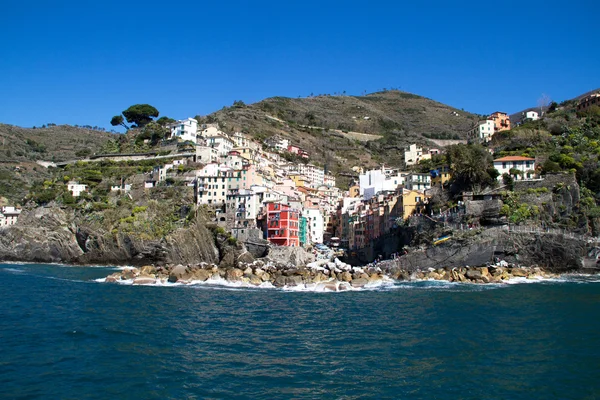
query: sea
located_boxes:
[1,263,599,400]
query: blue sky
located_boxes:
[1,0,598,131]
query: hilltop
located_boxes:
[201,90,479,173]
[0,124,117,203]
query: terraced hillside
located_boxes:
[202,90,478,173]
[0,124,117,203]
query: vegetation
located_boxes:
[111,104,160,129]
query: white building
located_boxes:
[404,144,432,166]
[303,207,324,244]
[493,156,537,180]
[110,183,131,192]
[67,181,88,197]
[0,206,21,227]
[524,111,539,121]
[359,167,405,199]
[196,145,219,164]
[323,173,336,187]
[285,163,326,188]
[196,164,233,206]
[167,118,198,142]
[404,173,431,192]
[206,134,235,158]
[232,131,260,151]
[468,120,495,143]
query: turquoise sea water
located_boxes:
[1,263,600,399]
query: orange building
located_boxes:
[265,203,300,246]
[577,93,600,112]
[489,111,511,132]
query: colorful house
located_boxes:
[265,203,300,246]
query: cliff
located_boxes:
[0,206,224,266]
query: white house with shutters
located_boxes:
[67,181,88,197]
[493,156,537,180]
[468,120,495,143]
[167,118,198,142]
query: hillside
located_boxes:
[201,90,479,174]
[509,88,600,124]
[0,124,117,203]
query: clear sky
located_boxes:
[1,0,598,131]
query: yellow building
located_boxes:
[289,173,311,188]
[400,189,430,220]
[349,184,360,198]
[431,166,451,188]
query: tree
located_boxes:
[446,144,495,194]
[156,116,175,126]
[537,93,552,116]
[122,104,159,127]
[110,115,130,130]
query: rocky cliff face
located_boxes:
[0,206,223,266]
[399,228,588,273]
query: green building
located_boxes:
[299,216,308,246]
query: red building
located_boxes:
[287,144,310,159]
[265,202,300,246]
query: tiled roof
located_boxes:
[493,156,535,162]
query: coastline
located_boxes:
[97,257,572,291]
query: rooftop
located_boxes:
[493,156,535,162]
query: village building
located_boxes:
[430,166,452,187]
[577,93,600,112]
[196,145,219,164]
[67,181,88,197]
[303,207,325,244]
[467,120,495,143]
[493,156,537,180]
[287,144,310,159]
[489,111,511,132]
[358,166,405,199]
[0,206,21,227]
[399,189,429,220]
[265,202,300,246]
[404,173,431,192]
[404,144,431,166]
[523,110,539,121]
[166,118,198,142]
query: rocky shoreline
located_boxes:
[103,257,560,291]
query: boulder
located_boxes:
[225,268,244,281]
[193,269,211,282]
[121,267,139,280]
[511,268,528,277]
[140,265,156,275]
[286,275,304,287]
[249,274,262,286]
[133,274,157,285]
[480,267,489,277]
[243,267,253,277]
[465,270,482,280]
[168,264,188,283]
[340,271,353,282]
[273,276,287,287]
[350,278,369,288]
[260,272,271,282]
[105,273,121,283]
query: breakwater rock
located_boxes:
[103,258,559,291]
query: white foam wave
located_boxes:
[98,274,398,292]
[3,267,26,274]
